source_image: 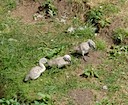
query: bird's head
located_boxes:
[39,58,48,64]
[63,55,71,63]
[87,39,96,49]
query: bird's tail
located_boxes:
[23,74,30,82]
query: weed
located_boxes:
[82,66,99,78]
[34,93,53,105]
[108,45,128,59]
[96,98,114,105]
[44,46,65,59]
[86,7,103,24]
[42,0,57,17]
[4,0,16,10]
[86,3,119,32]
[0,98,20,105]
[113,28,128,44]
[95,39,106,50]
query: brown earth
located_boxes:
[11,0,40,23]
[68,89,94,105]
[11,0,90,24]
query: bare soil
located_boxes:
[69,89,94,105]
[11,0,90,23]
[11,0,40,23]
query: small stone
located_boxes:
[8,10,11,13]
[103,85,108,90]
[60,18,66,24]
[51,39,54,42]
[95,33,98,36]
[67,26,75,33]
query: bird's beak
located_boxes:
[69,60,72,64]
[93,46,96,50]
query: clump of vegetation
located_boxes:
[108,45,128,59]
[82,66,99,78]
[0,98,20,105]
[86,6,108,30]
[5,0,16,10]
[95,39,106,50]
[113,28,128,45]
[96,98,114,105]
[44,46,65,59]
[42,0,57,17]
[86,3,119,32]
[34,93,53,105]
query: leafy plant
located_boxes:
[0,98,20,105]
[108,45,128,59]
[86,3,119,30]
[44,45,65,59]
[113,28,128,44]
[34,93,52,105]
[96,98,113,105]
[96,39,106,50]
[86,7,103,24]
[82,67,99,78]
[42,0,57,17]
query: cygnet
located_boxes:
[74,39,96,61]
[24,58,47,82]
[47,55,71,68]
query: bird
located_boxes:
[24,58,47,82]
[47,55,71,68]
[74,39,96,61]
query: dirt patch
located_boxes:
[85,51,105,66]
[71,50,106,77]
[11,0,40,23]
[68,89,94,105]
[11,0,90,24]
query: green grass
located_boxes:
[95,39,106,50]
[0,0,128,105]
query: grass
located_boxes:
[0,0,128,105]
[95,39,106,50]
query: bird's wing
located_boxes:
[29,66,42,79]
[47,59,57,67]
[80,42,90,54]
[57,58,70,68]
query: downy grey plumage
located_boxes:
[24,58,47,82]
[47,55,71,68]
[74,39,96,61]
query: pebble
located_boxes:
[103,85,108,90]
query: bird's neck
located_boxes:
[39,61,46,70]
[87,42,91,48]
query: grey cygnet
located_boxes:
[24,58,47,82]
[47,55,71,68]
[74,39,96,61]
